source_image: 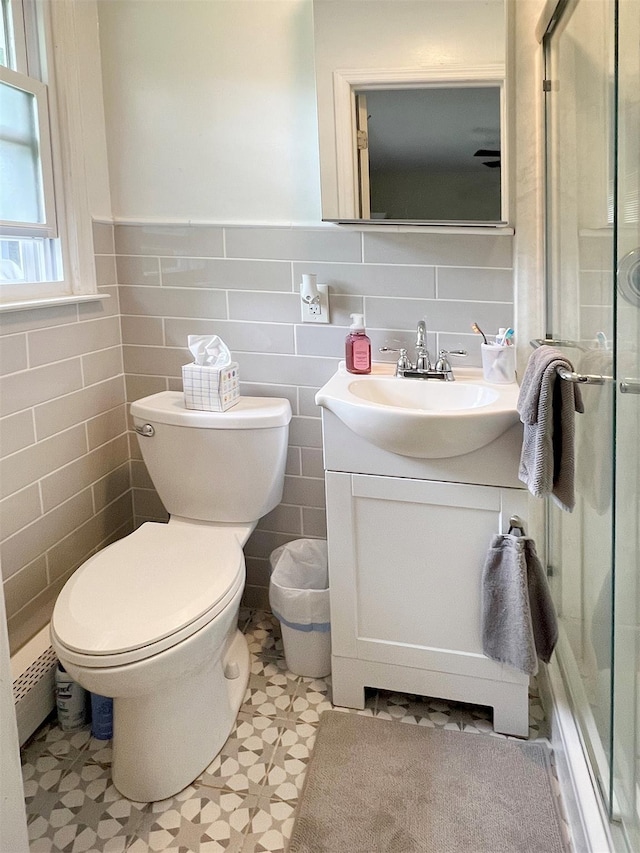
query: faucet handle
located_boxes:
[436,349,469,370]
[434,349,468,378]
[434,351,451,372]
[439,349,467,358]
[379,346,411,373]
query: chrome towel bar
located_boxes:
[529,340,639,393]
[530,337,588,352]
[529,338,613,385]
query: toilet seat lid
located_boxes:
[52,523,244,657]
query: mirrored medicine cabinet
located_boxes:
[312,0,508,227]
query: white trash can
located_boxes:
[269,539,331,678]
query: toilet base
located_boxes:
[111,629,249,802]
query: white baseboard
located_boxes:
[538,657,614,853]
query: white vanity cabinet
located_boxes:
[320,406,531,737]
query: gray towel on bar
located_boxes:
[517,345,584,512]
[482,534,558,676]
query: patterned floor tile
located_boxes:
[20,610,567,852]
[243,613,283,661]
[260,720,317,803]
[288,676,335,726]
[240,660,298,721]
[374,690,460,727]
[23,723,93,764]
[240,797,296,852]
[26,762,148,851]
[129,787,253,852]
[197,713,280,795]
[23,753,73,815]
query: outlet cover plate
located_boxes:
[301,284,330,323]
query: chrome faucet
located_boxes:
[379,320,467,380]
[414,320,431,371]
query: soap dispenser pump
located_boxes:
[345,313,371,374]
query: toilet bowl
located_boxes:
[51,392,291,802]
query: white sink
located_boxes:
[315,363,520,459]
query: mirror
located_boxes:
[355,85,502,222]
[313,0,507,226]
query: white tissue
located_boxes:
[183,335,239,411]
[187,335,232,368]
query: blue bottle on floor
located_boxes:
[90,693,113,740]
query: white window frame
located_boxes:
[0,64,57,237]
[0,0,99,310]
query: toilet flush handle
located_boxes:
[134,423,155,437]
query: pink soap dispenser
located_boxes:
[345,313,371,374]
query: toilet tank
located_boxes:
[130,392,292,523]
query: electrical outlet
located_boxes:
[301,284,330,323]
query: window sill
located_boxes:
[0,293,110,314]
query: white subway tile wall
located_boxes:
[0,223,131,654]
[117,223,514,608]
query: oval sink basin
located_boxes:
[348,378,500,411]
[315,364,520,459]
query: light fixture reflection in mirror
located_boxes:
[354,86,503,224]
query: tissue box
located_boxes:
[182,362,240,412]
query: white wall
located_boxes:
[73,0,112,219]
[314,0,505,70]
[98,0,321,223]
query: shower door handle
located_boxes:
[620,379,640,395]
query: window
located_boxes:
[0,0,97,307]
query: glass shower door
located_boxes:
[545,0,640,845]
[544,0,617,809]
[612,1,640,848]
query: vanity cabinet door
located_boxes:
[326,471,528,680]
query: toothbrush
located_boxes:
[498,328,514,346]
[471,322,488,345]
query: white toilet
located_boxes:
[51,391,291,802]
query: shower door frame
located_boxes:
[541,0,640,849]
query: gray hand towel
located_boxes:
[482,534,558,676]
[517,345,584,512]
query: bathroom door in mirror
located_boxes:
[354,86,503,223]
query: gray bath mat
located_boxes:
[288,711,566,853]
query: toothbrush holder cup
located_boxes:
[481,340,516,384]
